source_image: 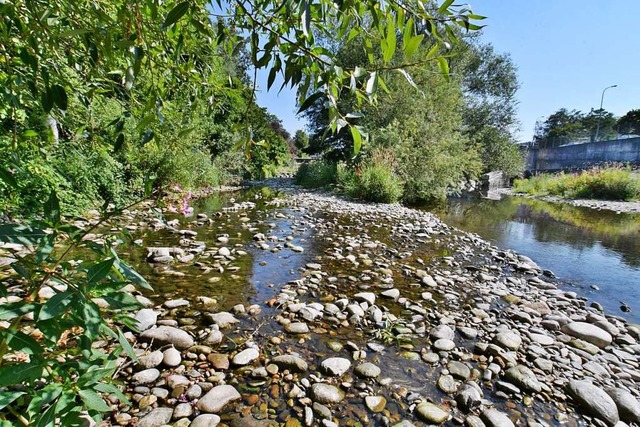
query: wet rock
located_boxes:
[135,309,158,332]
[448,361,471,380]
[285,322,309,334]
[132,368,160,384]
[567,380,619,425]
[606,388,640,423]
[481,409,514,427]
[164,299,189,309]
[416,402,450,424]
[163,347,182,367]
[208,353,230,370]
[504,365,541,393]
[310,383,345,404]
[140,326,194,349]
[137,407,174,427]
[354,362,381,378]
[456,383,482,412]
[271,355,308,372]
[365,395,387,412]
[433,339,455,351]
[437,374,458,394]
[191,414,221,427]
[207,312,239,328]
[233,348,260,366]
[321,357,351,377]
[562,322,613,348]
[197,384,242,413]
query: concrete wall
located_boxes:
[525,137,640,172]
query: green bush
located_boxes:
[514,167,640,201]
[348,163,403,203]
[294,160,337,188]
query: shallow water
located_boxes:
[435,195,640,323]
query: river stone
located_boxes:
[567,380,619,425]
[481,409,515,427]
[354,292,376,305]
[310,383,345,404]
[458,327,478,339]
[132,368,160,384]
[381,289,400,300]
[493,331,522,350]
[416,402,450,424]
[285,322,309,334]
[138,350,164,368]
[562,322,613,348]
[197,385,242,413]
[163,347,182,367]
[167,374,190,389]
[207,312,239,328]
[504,365,541,393]
[141,326,194,349]
[208,353,230,370]
[173,402,193,419]
[430,325,455,341]
[437,374,458,394]
[321,357,351,376]
[135,309,158,332]
[271,355,308,372]
[365,396,387,412]
[393,422,417,427]
[529,333,555,346]
[606,388,640,423]
[218,247,231,257]
[137,407,174,427]
[233,348,260,366]
[191,414,221,427]
[433,338,455,351]
[355,362,381,378]
[164,299,189,309]
[457,384,482,412]
[448,361,471,379]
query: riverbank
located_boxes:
[3,180,639,426]
[497,188,640,213]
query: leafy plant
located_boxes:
[0,188,152,425]
[294,160,338,188]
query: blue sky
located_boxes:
[254,1,640,142]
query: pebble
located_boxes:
[310,383,345,404]
[232,348,260,366]
[140,326,194,349]
[416,402,450,424]
[354,362,381,378]
[567,380,620,426]
[321,357,351,377]
[197,384,242,413]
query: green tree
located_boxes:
[294,130,310,153]
[618,109,640,136]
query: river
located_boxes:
[436,195,640,323]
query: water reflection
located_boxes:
[435,195,640,323]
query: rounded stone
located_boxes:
[310,383,345,404]
[321,357,352,377]
[197,385,242,413]
[562,322,613,348]
[191,414,221,427]
[567,380,619,425]
[416,402,450,424]
[365,395,387,412]
[354,362,381,378]
[232,348,260,366]
[163,347,182,367]
[132,368,160,384]
[433,339,455,351]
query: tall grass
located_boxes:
[514,167,640,201]
[294,160,337,188]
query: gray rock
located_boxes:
[207,312,239,328]
[562,322,613,348]
[285,322,310,334]
[433,339,455,351]
[167,374,190,389]
[567,380,619,425]
[310,383,345,404]
[321,357,351,377]
[271,355,308,372]
[381,289,400,300]
[365,395,387,412]
[493,331,522,351]
[354,292,376,305]
[137,407,174,427]
[173,402,193,419]
[197,384,242,413]
[416,402,450,424]
[430,325,455,341]
[456,383,482,412]
[232,348,260,366]
[138,350,163,368]
[135,309,158,332]
[481,409,514,427]
[504,365,541,393]
[354,362,381,378]
[606,388,640,423]
[448,361,471,380]
[191,414,221,427]
[164,299,189,309]
[140,326,194,349]
[132,368,160,384]
[437,374,458,394]
[163,347,182,367]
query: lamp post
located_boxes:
[594,84,617,141]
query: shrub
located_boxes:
[294,160,337,188]
[349,162,403,203]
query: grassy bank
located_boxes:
[514,167,640,201]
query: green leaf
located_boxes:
[0,362,43,386]
[27,383,63,416]
[39,290,73,321]
[437,0,455,14]
[114,258,152,290]
[350,126,362,154]
[113,133,125,152]
[383,19,396,63]
[0,302,36,320]
[0,167,17,188]
[7,330,43,355]
[44,191,60,225]
[405,34,424,58]
[297,92,323,114]
[141,130,155,145]
[78,389,111,412]
[78,366,115,387]
[82,299,102,340]
[94,383,129,405]
[301,0,311,38]
[35,401,57,427]
[103,292,141,310]
[0,224,47,246]
[0,391,25,411]
[365,72,377,95]
[86,258,115,284]
[164,2,190,28]
[35,233,55,264]
[50,85,68,110]
[436,56,450,78]
[117,326,137,360]
[41,88,53,113]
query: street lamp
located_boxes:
[594,84,617,142]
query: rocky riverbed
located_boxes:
[497,189,640,214]
[4,180,640,427]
